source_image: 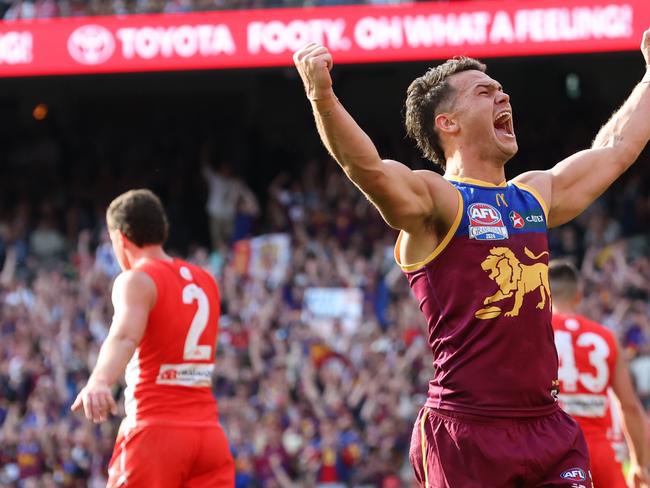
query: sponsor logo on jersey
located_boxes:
[156,363,214,387]
[560,468,587,482]
[468,203,508,240]
[509,210,525,229]
[526,214,544,223]
[558,394,607,418]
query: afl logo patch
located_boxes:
[468,203,508,240]
[560,468,586,482]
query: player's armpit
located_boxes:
[352,160,457,234]
[517,146,629,228]
[545,146,630,227]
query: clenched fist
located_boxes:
[293,43,335,102]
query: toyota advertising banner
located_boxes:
[0,0,648,77]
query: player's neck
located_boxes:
[130,246,172,267]
[444,153,506,186]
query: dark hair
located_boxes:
[106,189,169,247]
[548,259,580,301]
[405,57,486,168]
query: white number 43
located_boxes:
[555,330,610,393]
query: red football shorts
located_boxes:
[410,406,592,488]
[107,424,234,488]
[586,437,625,488]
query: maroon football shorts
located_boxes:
[409,406,592,488]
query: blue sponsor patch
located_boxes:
[560,468,586,481]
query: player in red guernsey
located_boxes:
[549,260,649,488]
[71,189,234,487]
[294,30,650,487]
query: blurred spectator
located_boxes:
[0,65,649,485]
[202,145,260,250]
[3,148,647,484]
[0,153,433,485]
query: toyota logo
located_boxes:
[68,25,115,65]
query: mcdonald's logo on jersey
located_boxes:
[468,203,509,241]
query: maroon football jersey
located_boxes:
[396,177,558,417]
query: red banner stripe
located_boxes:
[0,0,648,77]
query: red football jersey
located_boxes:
[552,313,619,439]
[123,258,221,428]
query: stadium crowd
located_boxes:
[0,142,649,486]
[0,51,650,485]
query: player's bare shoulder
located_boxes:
[112,268,157,309]
[379,158,459,214]
[512,170,551,195]
[412,167,457,191]
[411,167,463,226]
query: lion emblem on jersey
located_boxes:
[475,247,550,319]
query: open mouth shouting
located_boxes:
[493,110,515,140]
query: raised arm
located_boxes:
[516,29,650,227]
[293,43,456,233]
[71,270,154,422]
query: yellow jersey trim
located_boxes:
[445,175,507,188]
[420,409,430,488]
[512,181,549,222]
[394,189,463,272]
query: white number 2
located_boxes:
[555,330,610,393]
[182,284,212,361]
